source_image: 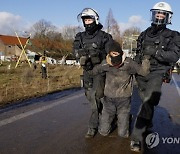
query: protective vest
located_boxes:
[74,30,110,70]
[140,28,175,71]
[81,30,108,59]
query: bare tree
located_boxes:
[105,9,121,43]
[105,8,114,33]
[31,19,56,38]
[61,25,81,40]
[122,27,141,38]
[46,31,62,41]
[122,27,141,50]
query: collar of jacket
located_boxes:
[106,53,126,68]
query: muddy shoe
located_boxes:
[98,129,109,136]
[130,140,141,152]
[85,128,96,138]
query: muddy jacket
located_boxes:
[90,55,150,98]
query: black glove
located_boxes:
[77,48,88,57]
[80,56,88,66]
[143,46,157,56]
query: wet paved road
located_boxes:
[0,74,179,154]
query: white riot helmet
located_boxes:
[150,2,173,25]
[77,8,99,25]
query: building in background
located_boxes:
[0,35,29,61]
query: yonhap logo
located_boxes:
[145,132,160,149]
[145,132,180,149]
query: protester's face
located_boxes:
[84,18,94,24]
[155,12,166,20]
[109,51,120,57]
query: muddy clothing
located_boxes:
[132,25,180,142]
[99,96,131,138]
[91,56,150,98]
[73,25,113,130]
[90,55,150,137]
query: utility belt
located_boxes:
[89,50,102,65]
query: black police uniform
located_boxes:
[132,24,180,142]
[73,23,113,135]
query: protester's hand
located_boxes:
[79,56,87,66]
[141,57,150,75]
[143,55,151,60]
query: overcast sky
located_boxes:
[0,0,179,36]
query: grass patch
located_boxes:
[0,62,83,107]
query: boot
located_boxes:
[130,140,141,152]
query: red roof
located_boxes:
[0,35,29,46]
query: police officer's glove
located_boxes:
[80,56,88,66]
[76,49,88,58]
[143,47,156,56]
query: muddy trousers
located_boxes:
[84,74,105,130]
[99,96,131,137]
[131,74,163,142]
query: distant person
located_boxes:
[33,62,37,70]
[73,8,113,138]
[40,56,47,79]
[130,2,180,152]
[88,40,150,138]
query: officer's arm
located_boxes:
[73,32,82,60]
[154,32,180,63]
[134,32,145,63]
[104,34,113,53]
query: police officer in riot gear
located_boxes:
[73,8,113,138]
[130,2,180,152]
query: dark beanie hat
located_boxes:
[108,40,123,55]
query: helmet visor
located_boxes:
[151,10,170,25]
[77,8,97,22]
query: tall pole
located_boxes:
[15,31,32,68]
